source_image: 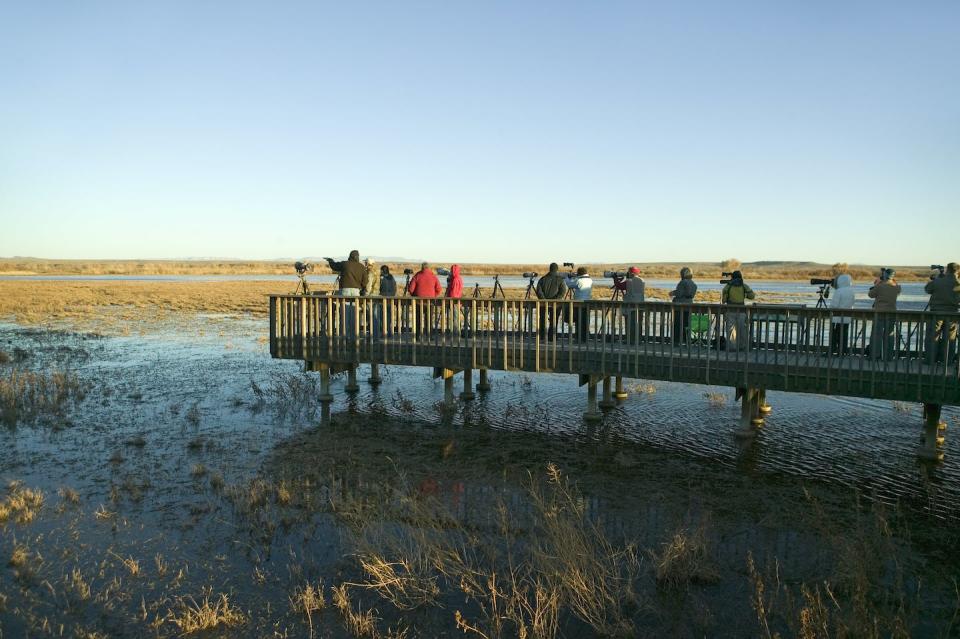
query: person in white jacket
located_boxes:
[829,274,856,355]
[565,267,593,342]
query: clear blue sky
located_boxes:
[1,1,957,264]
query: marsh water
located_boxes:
[1,312,958,637]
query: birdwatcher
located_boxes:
[325,250,366,297]
[721,270,755,351]
[407,262,442,337]
[828,274,856,355]
[924,262,960,363]
[670,267,698,345]
[868,268,901,360]
[565,267,593,342]
[324,250,367,337]
[535,263,568,339]
[621,267,645,344]
[362,258,379,297]
[380,265,398,333]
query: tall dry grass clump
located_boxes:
[0,368,87,426]
[0,482,45,524]
[649,521,719,588]
[167,593,245,634]
[331,463,641,638]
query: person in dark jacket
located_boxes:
[925,262,960,363]
[324,250,366,337]
[670,267,698,345]
[407,263,442,336]
[535,263,568,339]
[379,265,398,334]
[325,250,366,295]
[869,268,901,360]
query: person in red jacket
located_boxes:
[407,262,442,336]
[445,264,464,335]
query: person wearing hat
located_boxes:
[565,267,593,342]
[924,261,960,363]
[621,266,645,344]
[670,267,698,345]
[721,270,755,351]
[868,268,901,360]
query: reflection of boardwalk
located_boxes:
[269,295,959,460]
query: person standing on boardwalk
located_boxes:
[868,268,901,360]
[444,264,464,334]
[363,258,380,334]
[924,262,960,363]
[379,265,398,333]
[325,250,367,337]
[565,267,593,342]
[828,274,856,355]
[721,270,755,351]
[621,266,645,344]
[535,263,568,339]
[407,262,442,336]
[670,267,698,345]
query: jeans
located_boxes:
[574,306,589,342]
[724,308,748,352]
[623,309,643,345]
[673,309,690,345]
[538,304,563,339]
[339,288,360,337]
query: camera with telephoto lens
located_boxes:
[522,272,538,279]
[603,270,626,279]
[403,268,414,276]
[436,267,450,277]
[931,264,945,279]
[294,261,313,275]
[720,271,735,284]
[879,267,895,281]
[810,278,834,286]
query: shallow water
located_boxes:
[1,318,957,637]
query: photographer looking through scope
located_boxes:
[827,274,855,355]
[535,264,568,339]
[924,262,960,364]
[721,271,755,352]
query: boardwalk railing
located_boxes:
[269,295,960,405]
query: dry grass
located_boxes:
[291,581,326,636]
[649,522,719,589]
[0,482,45,524]
[332,584,380,637]
[0,258,932,281]
[0,368,88,426]
[167,593,245,634]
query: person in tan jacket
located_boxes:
[868,269,901,360]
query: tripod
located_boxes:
[815,285,829,309]
[490,275,505,299]
[524,275,538,300]
[472,283,482,298]
[403,273,412,295]
[294,272,311,295]
[610,275,624,301]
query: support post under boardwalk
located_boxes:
[614,375,628,400]
[735,387,763,439]
[477,368,491,392]
[599,376,615,410]
[368,363,382,385]
[580,374,602,423]
[433,367,460,406]
[918,403,946,461]
[460,369,475,401]
[318,366,333,403]
[345,365,359,393]
[758,389,772,414]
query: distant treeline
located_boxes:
[0,258,934,281]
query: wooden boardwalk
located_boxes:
[269,294,960,459]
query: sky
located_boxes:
[1,1,958,265]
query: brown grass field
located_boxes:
[0,279,820,333]
[0,257,937,280]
